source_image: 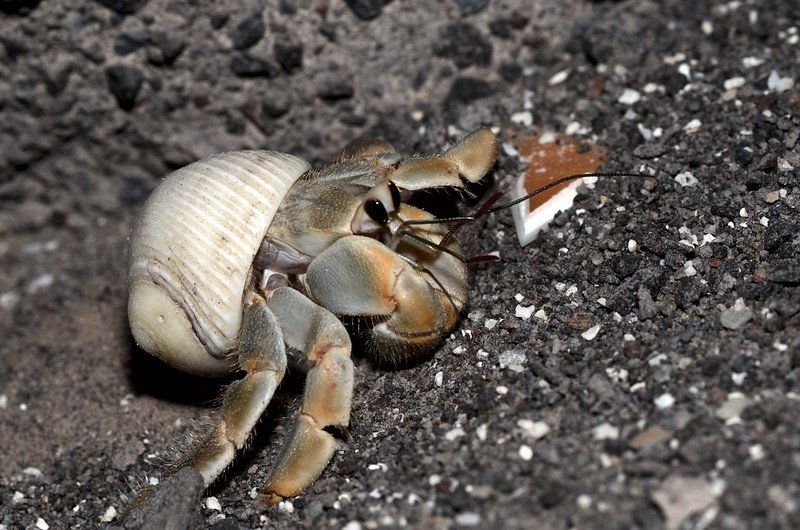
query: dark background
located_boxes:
[1,0,799,528]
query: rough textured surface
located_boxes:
[1,1,799,529]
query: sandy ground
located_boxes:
[1,0,799,528]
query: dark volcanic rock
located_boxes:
[273,39,303,73]
[228,10,265,50]
[92,0,148,15]
[147,31,186,66]
[114,29,149,56]
[434,22,492,68]
[344,0,391,20]
[105,64,144,111]
[230,53,280,78]
[454,0,490,15]
[317,77,355,101]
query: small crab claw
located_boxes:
[389,128,497,191]
[305,235,466,363]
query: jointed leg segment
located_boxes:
[168,293,287,485]
[260,286,354,505]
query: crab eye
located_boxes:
[364,198,389,225]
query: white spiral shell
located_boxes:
[128,151,309,376]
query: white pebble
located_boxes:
[701,20,713,35]
[767,70,794,93]
[455,512,481,526]
[759,216,769,227]
[12,492,23,503]
[511,111,533,127]
[23,467,42,478]
[674,171,698,187]
[739,207,748,217]
[683,118,702,131]
[515,304,535,320]
[518,419,550,439]
[534,309,548,321]
[0,395,7,409]
[742,56,764,68]
[618,88,641,105]
[445,427,465,441]
[435,371,443,387]
[577,494,593,509]
[36,519,49,530]
[581,324,601,341]
[495,385,508,395]
[592,423,620,440]
[723,77,746,90]
[654,393,675,409]
[548,69,569,85]
[342,522,363,530]
[484,318,499,330]
[0,291,19,310]
[205,497,222,511]
[26,274,54,294]
[514,293,524,302]
[476,423,488,442]
[684,260,697,277]
[278,500,295,513]
[519,445,534,461]
[749,444,765,461]
[627,239,638,252]
[732,372,747,386]
[99,506,117,523]
[429,474,442,486]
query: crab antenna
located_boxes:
[436,171,651,247]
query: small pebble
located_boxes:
[674,172,698,187]
[581,324,601,341]
[455,512,481,526]
[445,427,465,441]
[515,304,535,320]
[618,88,641,105]
[518,445,533,461]
[592,423,619,441]
[720,298,753,330]
[342,522,363,530]
[435,371,443,387]
[723,77,745,90]
[495,385,508,395]
[655,393,675,409]
[517,419,550,439]
[748,444,765,461]
[684,118,702,131]
[548,69,569,85]
[99,506,117,523]
[715,392,752,420]
[205,496,222,511]
[628,239,638,252]
[764,190,780,203]
[767,70,794,93]
[577,494,593,509]
[36,519,49,530]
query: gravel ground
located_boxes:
[1,0,799,529]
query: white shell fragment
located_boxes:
[511,175,586,247]
[128,151,309,376]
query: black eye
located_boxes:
[364,199,389,225]
[388,181,401,211]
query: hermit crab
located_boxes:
[127,128,500,506]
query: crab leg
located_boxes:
[260,286,354,506]
[167,293,287,485]
[389,128,497,190]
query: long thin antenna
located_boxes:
[439,171,651,247]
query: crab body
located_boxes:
[127,128,497,505]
